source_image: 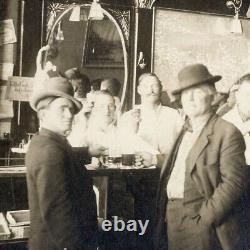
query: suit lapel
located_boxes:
[186,114,218,174]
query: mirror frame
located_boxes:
[44,2,130,110]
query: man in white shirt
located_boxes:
[223,73,250,164]
[121,73,183,165]
[86,90,117,158]
[87,90,158,159]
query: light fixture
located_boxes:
[69,5,81,22]
[137,51,146,69]
[226,0,243,34]
[56,21,64,41]
[231,12,242,33]
[88,0,104,20]
[246,4,250,18]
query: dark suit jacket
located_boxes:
[154,114,250,250]
[26,128,98,250]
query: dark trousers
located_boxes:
[166,199,221,250]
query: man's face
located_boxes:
[138,76,162,103]
[42,97,75,135]
[93,95,116,125]
[181,84,214,119]
[235,81,250,118]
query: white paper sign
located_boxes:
[0,19,17,46]
[6,76,34,102]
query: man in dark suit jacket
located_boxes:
[154,64,250,250]
[26,77,98,250]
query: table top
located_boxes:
[0,165,160,178]
[0,237,28,245]
[86,164,159,176]
[0,166,26,177]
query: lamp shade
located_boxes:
[230,16,243,34]
[69,5,81,22]
[88,0,104,20]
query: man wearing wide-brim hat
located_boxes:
[154,64,250,250]
[26,77,98,250]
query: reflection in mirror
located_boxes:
[44,4,128,109]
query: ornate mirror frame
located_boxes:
[44,1,131,110]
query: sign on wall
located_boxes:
[6,76,34,102]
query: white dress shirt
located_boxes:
[167,121,207,199]
[136,104,184,155]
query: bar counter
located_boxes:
[0,165,160,249]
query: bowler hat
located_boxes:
[30,77,82,113]
[172,64,222,95]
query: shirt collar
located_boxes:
[185,113,213,133]
[140,103,162,114]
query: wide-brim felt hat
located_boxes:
[172,64,222,95]
[30,77,82,113]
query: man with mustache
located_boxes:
[26,77,98,250]
[122,73,183,164]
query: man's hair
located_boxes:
[91,79,102,91]
[235,73,250,87]
[138,73,162,88]
[101,78,121,97]
[63,68,91,97]
[200,83,216,96]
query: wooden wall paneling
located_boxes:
[134,7,153,104]
[11,0,42,146]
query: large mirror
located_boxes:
[44,3,130,109]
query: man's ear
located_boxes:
[211,92,218,106]
[37,109,46,122]
[234,89,239,103]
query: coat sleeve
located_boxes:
[199,127,250,226]
[33,144,86,249]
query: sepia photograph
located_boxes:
[0,0,250,249]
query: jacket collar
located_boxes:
[185,113,218,174]
[39,128,69,146]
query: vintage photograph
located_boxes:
[0,0,250,249]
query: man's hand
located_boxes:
[88,143,108,157]
[119,109,141,134]
[135,152,155,168]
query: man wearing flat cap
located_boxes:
[26,77,98,250]
[154,64,250,250]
